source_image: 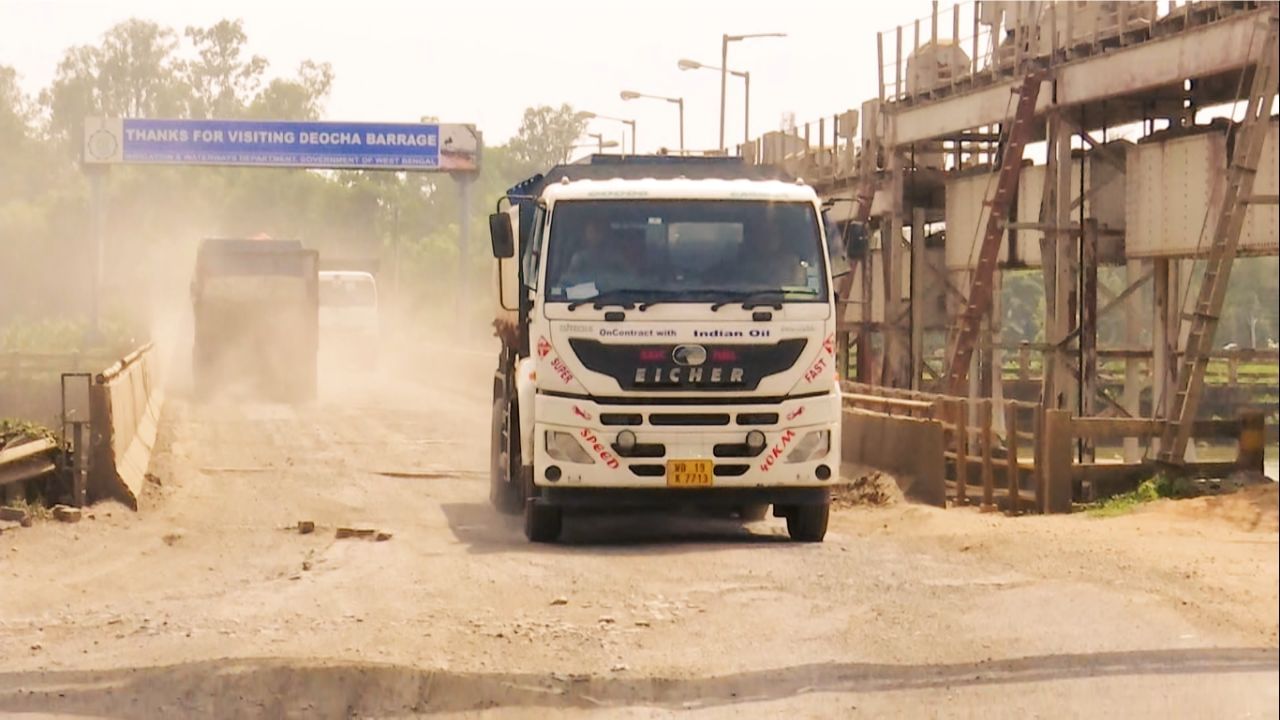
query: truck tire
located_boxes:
[524,500,562,543]
[785,503,830,542]
[489,397,523,514]
[738,504,770,522]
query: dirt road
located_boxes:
[1,345,1276,718]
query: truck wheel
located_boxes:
[785,503,830,542]
[738,504,769,522]
[524,500,562,543]
[489,398,523,514]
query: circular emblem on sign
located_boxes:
[87,128,119,160]
[671,344,708,367]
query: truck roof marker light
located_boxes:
[560,176,571,185]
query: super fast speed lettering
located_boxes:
[759,430,796,473]
[803,333,837,383]
[578,429,620,469]
[550,357,574,384]
[537,335,575,384]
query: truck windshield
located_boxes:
[542,200,827,305]
[319,277,377,307]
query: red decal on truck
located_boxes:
[803,333,836,383]
[573,405,592,421]
[759,429,797,473]
[578,428,620,469]
[536,336,551,358]
[785,406,806,421]
[550,357,575,384]
[803,356,828,383]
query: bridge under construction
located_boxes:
[739,0,1279,511]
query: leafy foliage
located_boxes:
[1086,473,1200,517]
[508,104,590,170]
[183,19,266,119]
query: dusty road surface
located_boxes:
[1,342,1277,719]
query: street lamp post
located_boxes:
[581,112,637,156]
[719,32,786,153]
[588,132,607,153]
[621,90,684,155]
[679,59,751,148]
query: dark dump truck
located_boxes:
[190,238,319,402]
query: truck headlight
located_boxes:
[786,430,830,463]
[545,431,595,464]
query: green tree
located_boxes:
[41,19,192,149]
[246,60,333,120]
[183,19,266,119]
[507,103,589,170]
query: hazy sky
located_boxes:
[2,0,937,154]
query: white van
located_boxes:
[318,271,380,365]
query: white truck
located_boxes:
[488,155,843,543]
[318,270,380,368]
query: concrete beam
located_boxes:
[1056,11,1267,107]
[888,10,1267,146]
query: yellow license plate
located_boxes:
[666,459,713,487]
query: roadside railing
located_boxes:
[0,342,160,510]
[841,379,1273,513]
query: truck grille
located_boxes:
[649,413,730,426]
[568,338,807,392]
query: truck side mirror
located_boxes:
[489,212,515,259]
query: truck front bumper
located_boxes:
[531,391,841,493]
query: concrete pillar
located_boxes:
[1040,112,1079,413]
[910,207,926,390]
[1152,257,1178,457]
[1080,219,1099,462]
[1123,258,1144,463]
[858,257,873,383]
[882,150,910,387]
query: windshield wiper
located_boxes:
[710,289,781,311]
[565,288,648,311]
[708,288,821,311]
[639,287,746,311]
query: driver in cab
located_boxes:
[733,224,809,289]
[559,219,635,296]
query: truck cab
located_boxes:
[489,156,842,543]
[318,270,380,368]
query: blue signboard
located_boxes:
[83,118,479,172]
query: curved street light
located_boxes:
[582,112,637,156]
[720,32,786,152]
[679,58,751,146]
[620,90,684,155]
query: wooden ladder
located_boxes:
[1158,10,1279,464]
[942,70,1046,396]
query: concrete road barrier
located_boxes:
[89,344,163,509]
[841,408,946,507]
